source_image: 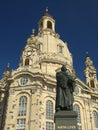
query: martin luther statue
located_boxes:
[56,65,75,111]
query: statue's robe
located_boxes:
[56,71,75,110]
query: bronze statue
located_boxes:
[56,65,75,111]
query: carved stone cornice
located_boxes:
[39,52,72,66]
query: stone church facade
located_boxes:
[0,9,98,130]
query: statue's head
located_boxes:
[61,65,67,72]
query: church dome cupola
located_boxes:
[38,8,55,33]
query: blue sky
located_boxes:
[0,0,97,81]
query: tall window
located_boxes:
[37,42,42,51]
[18,96,27,116]
[58,45,63,53]
[46,100,54,130]
[37,43,41,50]
[47,21,52,29]
[93,111,98,128]
[90,80,95,88]
[25,58,29,66]
[46,100,53,119]
[37,43,41,51]
[16,119,26,130]
[74,104,82,130]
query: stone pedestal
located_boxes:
[54,111,77,130]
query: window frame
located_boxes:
[47,21,52,29]
[46,100,53,120]
[73,104,82,130]
[18,96,27,116]
[25,58,30,66]
[93,110,98,128]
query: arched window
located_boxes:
[90,80,95,88]
[73,104,82,130]
[93,111,98,128]
[46,100,53,119]
[47,21,52,29]
[25,58,29,66]
[18,96,27,116]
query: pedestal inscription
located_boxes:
[55,111,77,130]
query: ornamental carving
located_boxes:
[39,52,72,65]
[30,87,37,94]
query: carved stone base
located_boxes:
[54,111,77,130]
